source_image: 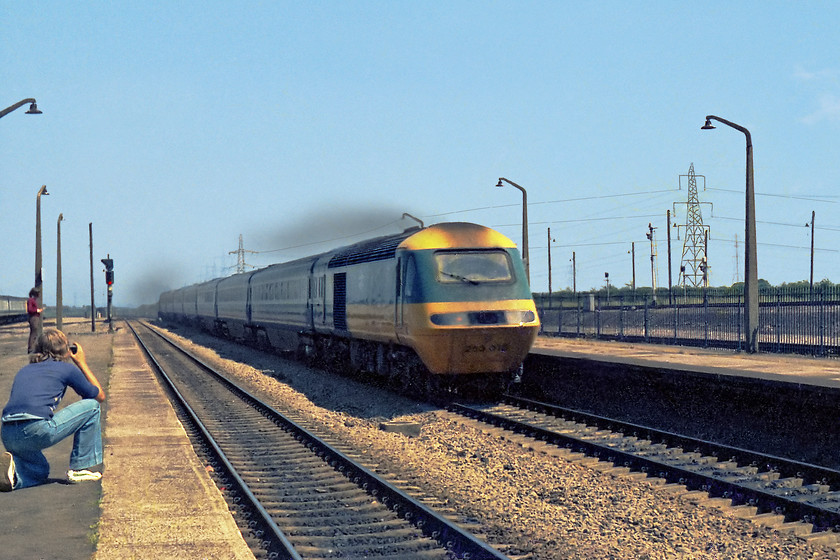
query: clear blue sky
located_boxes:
[2,2,839,307]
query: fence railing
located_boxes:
[534,286,840,357]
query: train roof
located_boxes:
[327,230,415,268]
[399,222,517,251]
[325,222,516,269]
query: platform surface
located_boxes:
[0,319,254,560]
[533,335,840,389]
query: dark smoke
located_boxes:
[250,205,422,257]
[125,259,191,306]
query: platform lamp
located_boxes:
[56,213,64,331]
[701,115,759,352]
[495,178,530,286]
[0,98,42,119]
[35,185,49,338]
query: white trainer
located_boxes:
[67,469,102,483]
[0,452,15,492]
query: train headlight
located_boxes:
[429,310,535,326]
[506,310,536,324]
[430,312,470,326]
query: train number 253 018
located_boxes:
[463,343,510,353]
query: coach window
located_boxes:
[404,254,420,300]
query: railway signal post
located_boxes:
[101,256,114,332]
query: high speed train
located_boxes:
[159,222,540,394]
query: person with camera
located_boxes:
[0,328,105,491]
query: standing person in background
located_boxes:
[26,288,44,354]
[0,328,105,491]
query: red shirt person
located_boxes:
[26,288,44,354]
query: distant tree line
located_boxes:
[534,278,840,307]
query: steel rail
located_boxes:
[128,322,302,559]
[503,394,840,490]
[135,321,510,560]
[450,396,840,534]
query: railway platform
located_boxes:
[532,335,840,390]
[0,319,253,560]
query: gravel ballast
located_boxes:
[160,326,838,560]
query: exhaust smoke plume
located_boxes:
[251,205,422,258]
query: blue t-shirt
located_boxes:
[2,360,99,420]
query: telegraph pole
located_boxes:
[89,224,95,332]
[667,210,673,305]
[547,228,553,307]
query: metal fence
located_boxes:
[534,285,840,357]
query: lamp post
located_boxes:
[702,115,759,352]
[646,223,657,305]
[807,210,815,298]
[495,178,529,285]
[0,98,42,119]
[35,185,49,338]
[56,213,64,331]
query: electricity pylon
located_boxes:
[673,163,712,287]
[229,234,258,274]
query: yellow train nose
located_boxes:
[411,325,539,374]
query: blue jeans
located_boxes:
[1,399,102,489]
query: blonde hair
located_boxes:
[30,328,71,363]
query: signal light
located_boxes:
[101,258,114,286]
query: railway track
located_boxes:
[129,321,511,560]
[450,395,840,545]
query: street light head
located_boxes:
[701,118,716,130]
[25,102,42,115]
[495,179,504,188]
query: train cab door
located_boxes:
[395,254,416,341]
[395,258,404,335]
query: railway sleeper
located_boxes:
[291,542,442,560]
[280,519,421,537]
[282,526,430,542]
[766,476,805,489]
[803,530,840,546]
[268,508,393,526]
[266,494,382,512]
[259,493,378,509]
[286,527,427,546]
[794,491,840,505]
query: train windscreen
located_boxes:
[434,251,513,284]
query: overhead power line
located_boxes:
[428,188,678,218]
[707,187,837,204]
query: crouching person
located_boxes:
[0,328,106,490]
